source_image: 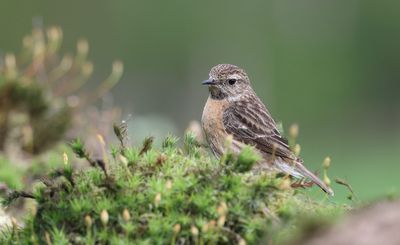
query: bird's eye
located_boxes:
[228,79,237,85]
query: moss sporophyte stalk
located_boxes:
[0,124,344,244]
[0,26,123,157]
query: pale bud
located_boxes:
[217,202,228,216]
[119,155,129,166]
[5,53,16,69]
[63,152,68,166]
[84,215,92,228]
[122,208,130,222]
[100,210,109,226]
[191,225,199,237]
[323,157,331,169]
[46,26,62,53]
[289,124,299,139]
[77,39,89,56]
[238,238,247,245]
[173,224,181,234]
[154,193,161,206]
[46,26,62,43]
[112,60,124,76]
[166,180,172,190]
[97,134,106,146]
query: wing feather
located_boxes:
[221,92,334,195]
[223,95,295,161]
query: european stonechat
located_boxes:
[201,64,333,196]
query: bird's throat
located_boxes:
[209,87,228,100]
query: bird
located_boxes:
[201,64,333,196]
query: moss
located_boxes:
[0,131,344,244]
[0,25,123,156]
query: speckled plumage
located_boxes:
[201,64,333,196]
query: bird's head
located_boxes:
[202,64,251,100]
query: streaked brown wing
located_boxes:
[223,95,295,160]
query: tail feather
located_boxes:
[294,161,334,196]
[276,159,334,196]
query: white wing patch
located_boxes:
[274,158,304,179]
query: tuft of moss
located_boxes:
[234,146,261,173]
[0,132,344,244]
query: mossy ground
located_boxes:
[0,131,345,244]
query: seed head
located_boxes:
[173,224,181,234]
[84,215,92,228]
[166,180,173,190]
[239,238,247,245]
[191,225,199,237]
[323,157,331,169]
[154,193,161,206]
[289,124,299,139]
[122,208,130,222]
[217,215,226,228]
[5,53,16,70]
[46,26,62,43]
[119,155,129,165]
[112,60,124,76]
[77,39,89,56]
[63,152,68,165]
[217,202,228,216]
[100,210,109,226]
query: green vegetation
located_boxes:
[0,25,122,192]
[0,130,345,244]
[0,157,23,190]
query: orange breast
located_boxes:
[201,97,229,157]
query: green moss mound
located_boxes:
[0,132,343,244]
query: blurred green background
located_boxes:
[1,0,399,202]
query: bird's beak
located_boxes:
[202,79,215,85]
